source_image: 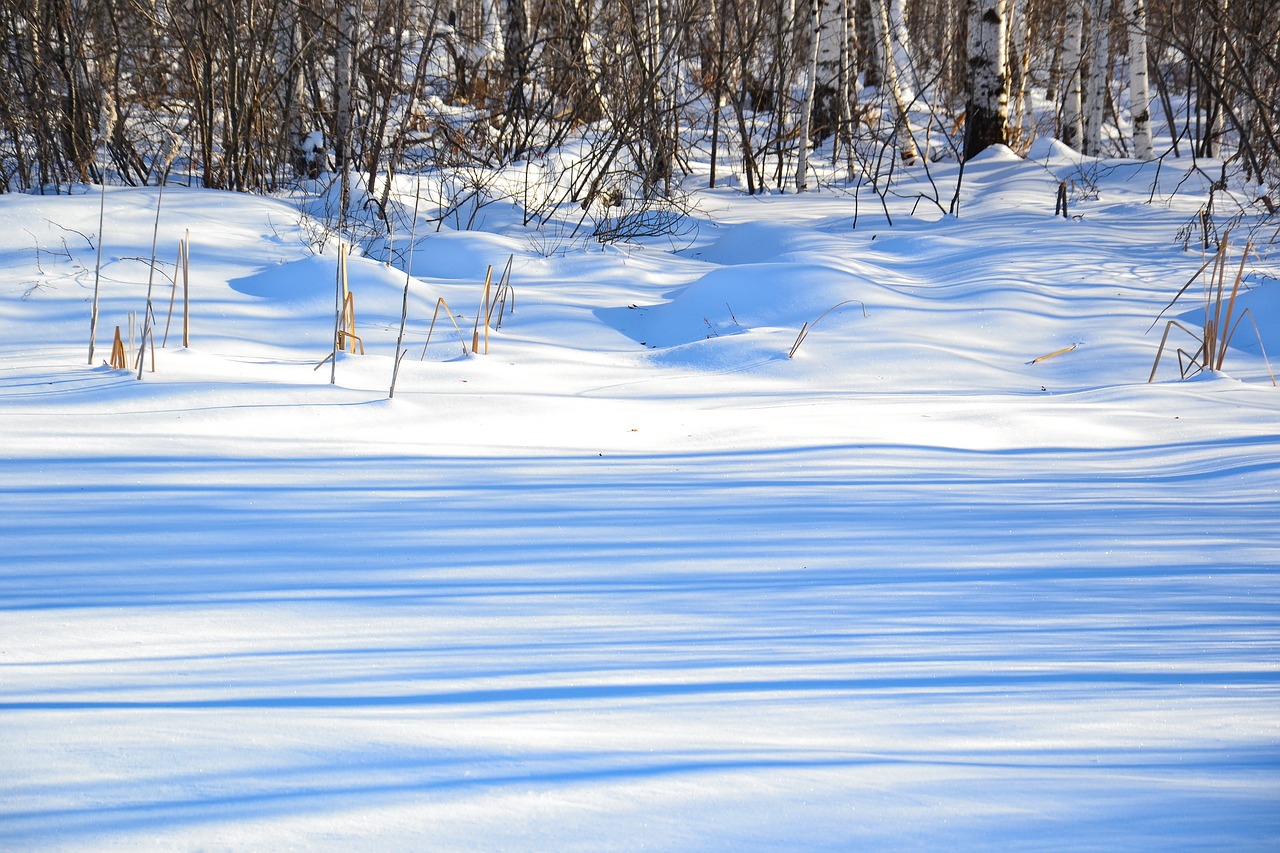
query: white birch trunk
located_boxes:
[571,0,608,118]
[335,0,357,217]
[1082,0,1109,156]
[1060,0,1085,151]
[964,0,1009,159]
[870,0,917,163]
[888,0,919,98]
[815,0,844,93]
[1007,0,1034,148]
[796,0,822,192]
[1125,0,1152,158]
[837,0,858,179]
[477,0,505,82]
[1205,0,1228,157]
[639,0,671,196]
[280,3,311,176]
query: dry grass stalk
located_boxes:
[389,171,425,400]
[87,93,116,366]
[472,264,493,354]
[109,326,127,369]
[182,237,190,347]
[488,254,515,329]
[162,232,188,348]
[421,297,470,359]
[328,243,350,384]
[338,291,364,354]
[788,299,867,358]
[1148,235,1275,385]
[1029,343,1078,364]
[136,184,167,380]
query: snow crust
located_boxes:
[2,150,1278,850]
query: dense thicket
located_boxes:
[1,0,1276,222]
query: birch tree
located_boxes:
[334,0,357,217]
[887,0,919,98]
[1202,0,1228,157]
[1125,0,1152,159]
[1081,0,1109,155]
[796,0,822,191]
[814,0,847,136]
[1060,0,1085,150]
[869,0,917,163]
[476,0,505,88]
[964,0,1009,159]
[1006,0,1033,149]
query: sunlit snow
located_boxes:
[2,147,1278,850]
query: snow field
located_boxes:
[1,147,1278,849]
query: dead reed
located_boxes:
[788,299,867,359]
[1148,234,1275,385]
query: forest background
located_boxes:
[2,0,1277,253]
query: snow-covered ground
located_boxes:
[2,146,1278,850]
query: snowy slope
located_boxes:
[2,148,1278,850]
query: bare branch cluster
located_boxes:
[0,0,1274,231]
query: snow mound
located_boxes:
[686,221,827,266]
[408,230,530,280]
[1026,136,1080,162]
[967,144,1022,163]
[229,256,335,305]
[604,262,877,350]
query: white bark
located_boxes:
[477,0,505,79]
[815,0,844,91]
[280,3,310,175]
[781,0,797,49]
[869,0,917,163]
[571,0,608,117]
[797,0,822,192]
[1060,0,1085,150]
[964,0,1009,159]
[1007,0,1034,147]
[1125,0,1152,159]
[888,0,920,98]
[335,0,357,215]
[836,0,858,179]
[1082,0,1109,155]
[1205,0,1229,156]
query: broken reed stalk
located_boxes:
[183,243,192,332]
[1029,342,1079,364]
[788,299,868,358]
[135,183,167,380]
[109,325,127,369]
[472,264,493,354]
[487,254,515,329]
[162,231,188,348]
[389,171,424,400]
[135,133,180,380]
[1212,242,1250,370]
[87,94,115,365]
[330,242,346,385]
[339,291,364,354]
[421,297,470,359]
